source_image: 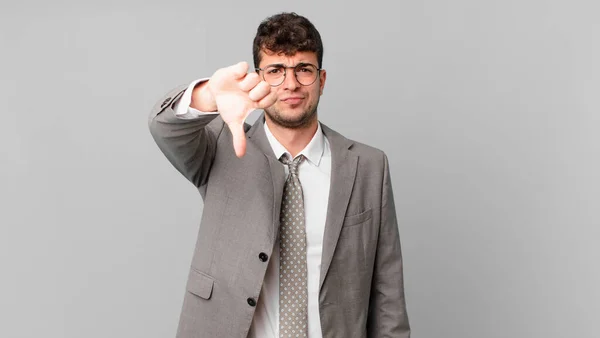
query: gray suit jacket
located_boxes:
[148,85,410,338]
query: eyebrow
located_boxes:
[264,62,314,68]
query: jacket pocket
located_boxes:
[187,269,214,300]
[343,208,373,227]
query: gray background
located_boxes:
[1,0,598,337]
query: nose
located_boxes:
[281,68,300,90]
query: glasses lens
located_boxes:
[263,66,285,86]
[295,64,318,86]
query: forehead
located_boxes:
[259,50,318,66]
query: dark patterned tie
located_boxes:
[278,154,308,338]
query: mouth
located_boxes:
[281,97,304,105]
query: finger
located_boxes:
[228,61,249,80]
[256,91,277,110]
[228,121,247,158]
[238,72,261,92]
[248,81,272,102]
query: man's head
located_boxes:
[252,12,326,129]
[252,12,324,69]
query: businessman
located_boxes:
[149,12,410,338]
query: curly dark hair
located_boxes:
[252,12,324,69]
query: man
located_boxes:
[149,12,410,338]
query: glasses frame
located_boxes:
[255,63,323,87]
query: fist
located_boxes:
[205,62,276,157]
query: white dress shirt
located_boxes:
[174,80,332,338]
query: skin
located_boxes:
[190,50,327,158]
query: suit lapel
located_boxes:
[319,124,357,290]
[247,114,286,243]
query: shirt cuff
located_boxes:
[173,78,219,119]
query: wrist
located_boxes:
[191,81,218,112]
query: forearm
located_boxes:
[148,85,224,187]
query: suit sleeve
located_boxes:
[148,85,225,188]
[367,153,411,337]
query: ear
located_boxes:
[319,69,327,95]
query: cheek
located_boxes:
[312,87,322,99]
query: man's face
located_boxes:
[258,50,327,129]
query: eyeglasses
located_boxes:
[255,63,322,87]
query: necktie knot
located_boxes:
[280,154,305,177]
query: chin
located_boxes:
[265,107,317,129]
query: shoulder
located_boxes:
[347,139,390,177]
[349,139,386,159]
[322,122,389,167]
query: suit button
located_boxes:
[247,298,256,307]
[258,252,268,262]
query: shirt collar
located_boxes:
[264,121,325,166]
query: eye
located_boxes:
[297,66,314,73]
[266,66,284,74]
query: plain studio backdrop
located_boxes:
[1,1,598,337]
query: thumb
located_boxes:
[228,121,247,158]
[229,61,249,80]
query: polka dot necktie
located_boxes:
[278,154,308,338]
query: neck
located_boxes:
[265,117,318,158]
